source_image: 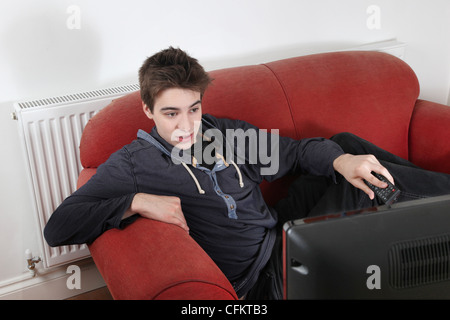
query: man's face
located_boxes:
[143,88,202,149]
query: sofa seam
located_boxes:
[150,279,238,300]
[261,63,299,139]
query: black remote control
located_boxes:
[364,172,401,206]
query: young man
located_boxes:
[44,47,450,299]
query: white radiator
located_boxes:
[13,84,140,268]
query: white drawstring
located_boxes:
[181,162,206,194]
[230,160,244,188]
[180,154,244,195]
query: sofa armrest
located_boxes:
[88,217,237,300]
[409,99,450,174]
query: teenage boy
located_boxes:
[44,47,450,299]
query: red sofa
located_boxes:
[78,51,450,299]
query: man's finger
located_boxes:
[353,179,375,200]
[365,174,388,189]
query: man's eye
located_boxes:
[190,107,200,113]
[166,112,177,117]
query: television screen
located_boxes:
[283,194,450,299]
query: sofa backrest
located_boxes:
[79,51,420,202]
[203,51,420,159]
[266,51,419,158]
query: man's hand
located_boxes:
[123,193,189,233]
[333,153,395,200]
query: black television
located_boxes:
[283,194,450,299]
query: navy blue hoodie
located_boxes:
[44,114,344,297]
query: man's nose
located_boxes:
[177,113,191,131]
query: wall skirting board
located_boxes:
[0,259,105,300]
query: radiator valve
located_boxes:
[25,249,41,275]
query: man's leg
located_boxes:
[330,132,450,203]
[260,175,334,300]
[330,132,418,167]
[274,174,331,227]
[277,132,450,218]
[306,175,378,217]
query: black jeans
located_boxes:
[246,132,450,300]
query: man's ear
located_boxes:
[142,102,153,119]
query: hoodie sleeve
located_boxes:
[270,133,345,181]
[44,147,138,247]
[203,114,344,182]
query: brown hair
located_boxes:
[139,47,212,112]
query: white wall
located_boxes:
[1,0,449,299]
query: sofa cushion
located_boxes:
[80,91,151,169]
[265,51,420,160]
[203,64,297,139]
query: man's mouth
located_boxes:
[177,133,194,143]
